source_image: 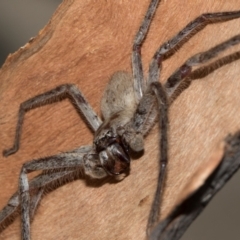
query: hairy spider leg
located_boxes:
[0,147,95,230]
[148,10,240,85]
[18,146,106,240]
[3,84,102,157]
[132,0,161,100]
[133,1,240,236]
[166,34,240,102]
[146,82,169,235]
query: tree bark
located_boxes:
[1,0,240,239]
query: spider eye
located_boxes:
[106,130,113,137]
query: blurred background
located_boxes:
[0,0,62,65]
[0,1,240,239]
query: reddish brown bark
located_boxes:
[1,0,240,239]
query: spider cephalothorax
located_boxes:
[94,127,131,176]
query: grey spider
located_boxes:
[1,0,240,239]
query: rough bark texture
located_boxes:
[0,0,240,239]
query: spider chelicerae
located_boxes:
[1,0,240,239]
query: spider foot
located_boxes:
[2,146,18,157]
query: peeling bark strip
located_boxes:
[150,131,240,240]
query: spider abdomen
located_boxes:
[101,71,138,122]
